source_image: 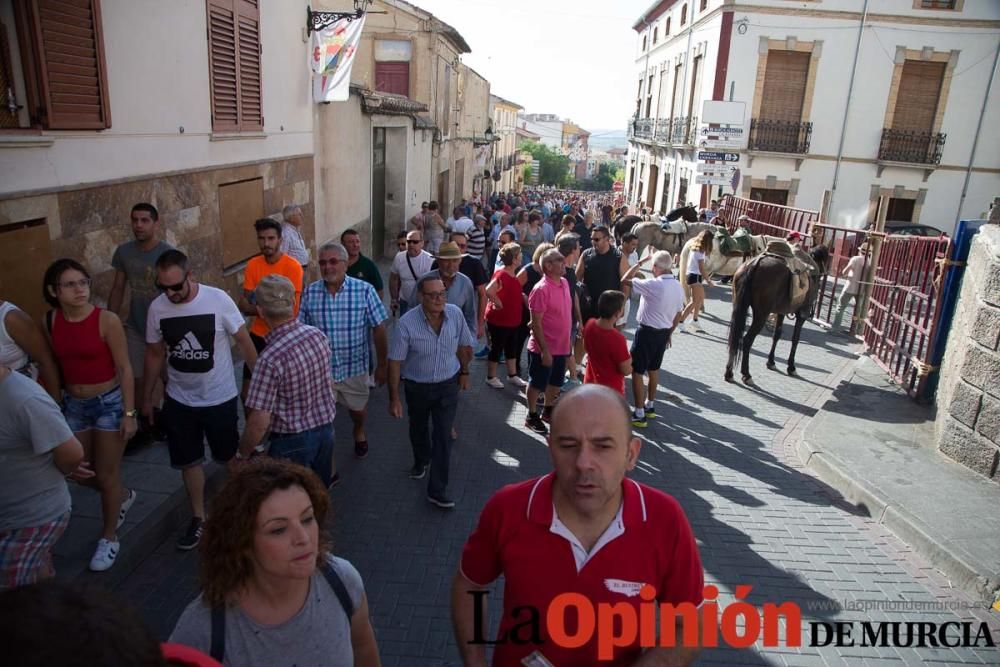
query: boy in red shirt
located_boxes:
[583,290,632,395]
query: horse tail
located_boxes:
[728,257,759,370]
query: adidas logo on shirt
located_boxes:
[172,332,210,361]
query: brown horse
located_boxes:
[725,245,830,385]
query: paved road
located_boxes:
[112,286,1000,665]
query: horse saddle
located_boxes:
[715,227,752,257]
[659,218,688,235]
[762,241,819,306]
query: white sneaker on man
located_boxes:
[485,377,504,389]
[89,538,119,572]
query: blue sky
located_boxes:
[403,0,652,132]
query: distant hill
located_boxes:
[587,129,628,151]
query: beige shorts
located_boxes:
[332,374,370,412]
[125,326,146,378]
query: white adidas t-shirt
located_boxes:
[146,285,245,407]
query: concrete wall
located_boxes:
[315,96,372,249]
[935,224,1000,482]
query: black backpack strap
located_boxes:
[320,560,355,619]
[210,605,226,662]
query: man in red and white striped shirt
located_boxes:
[237,274,338,487]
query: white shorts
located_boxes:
[332,374,370,412]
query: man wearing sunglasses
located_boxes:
[143,250,258,551]
[389,231,434,316]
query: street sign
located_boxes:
[698,151,740,162]
[696,163,737,174]
[699,138,744,150]
[700,126,743,136]
[695,175,731,186]
[613,180,624,192]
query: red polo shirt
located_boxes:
[460,474,704,665]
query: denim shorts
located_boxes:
[63,386,123,433]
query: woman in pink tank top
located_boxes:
[42,259,137,573]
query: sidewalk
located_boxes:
[797,355,1000,607]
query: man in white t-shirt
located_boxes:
[832,244,869,334]
[389,231,435,316]
[448,206,475,236]
[142,249,258,552]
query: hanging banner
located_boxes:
[311,14,366,103]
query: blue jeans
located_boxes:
[63,386,123,432]
[404,376,459,498]
[268,424,335,487]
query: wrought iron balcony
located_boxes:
[630,118,654,140]
[671,116,695,145]
[748,118,812,154]
[653,117,673,143]
[878,128,945,165]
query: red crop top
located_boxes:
[51,307,117,385]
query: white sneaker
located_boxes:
[89,538,119,572]
[117,488,137,529]
[507,375,529,388]
[688,321,702,333]
[678,321,687,333]
[485,377,504,389]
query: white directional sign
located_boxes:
[699,137,744,150]
[698,151,740,162]
[695,175,731,186]
[696,163,737,174]
[701,126,744,136]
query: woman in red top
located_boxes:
[483,243,527,389]
[42,259,137,573]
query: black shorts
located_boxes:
[242,332,268,380]
[686,273,703,285]
[487,323,519,363]
[528,351,567,391]
[163,396,239,469]
[630,325,673,374]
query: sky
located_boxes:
[400,0,653,134]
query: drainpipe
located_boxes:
[827,0,869,224]
[672,20,695,209]
[954,38,1000,229]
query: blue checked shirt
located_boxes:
[298,277,389,382]
[389,303,475,383]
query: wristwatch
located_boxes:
[124,409,138,418]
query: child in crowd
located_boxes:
[582,290,632,395]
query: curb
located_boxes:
[791,358,1000,607]
[68,463,226,590]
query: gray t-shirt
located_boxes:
[169,555,364,666]
[111,240,173,333]
[0,371,73,531]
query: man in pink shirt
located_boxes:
[524,248,572,435]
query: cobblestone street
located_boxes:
[112,286,1000,666]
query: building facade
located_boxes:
[0,0,314,319]
[490,94,523,193]
[624,0,1000,232]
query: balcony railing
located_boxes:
[633,118,654,140]
[878,128,946,165]
[670,116,696,145]
[654,118,672,143]
[748,118,812,154]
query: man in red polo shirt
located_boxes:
[451,385,703,665]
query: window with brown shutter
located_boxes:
[6,0,111,130]
[207,0,262,132]
[375,62,409,96]
[759,50,809,122]
[891,60,944,133]
[688,55,702,120]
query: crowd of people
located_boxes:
[2,188,717,665]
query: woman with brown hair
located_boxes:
[679,230,715,333]
[170,459,380,666]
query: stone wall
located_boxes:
[0,155,314,317]
[935,224,1000,481]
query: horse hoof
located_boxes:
[724,374,734,383]
[766,362,776,370]
[787,368,797,377]
[742,376,755,386]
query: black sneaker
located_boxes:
[524,413,548,435]
[541,406,554,424]
[408,464,428,480]
[427,494,456,509]
[176,517,204,551]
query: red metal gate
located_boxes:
[721,195,820,237]
[861,232,952,399]
[811,223,869,328]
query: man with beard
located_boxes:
[143,250,258,551]
[451,385,703,666]
[107,202,172,445]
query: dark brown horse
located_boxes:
[725,246,830,385]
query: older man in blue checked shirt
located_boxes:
[388,274,474,509]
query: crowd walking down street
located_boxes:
[1,189,999,667]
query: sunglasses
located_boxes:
[156,275,188,292]
[407,239,422,245]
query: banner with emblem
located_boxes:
[310,14,366,103]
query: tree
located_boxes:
[518,141,571,187]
